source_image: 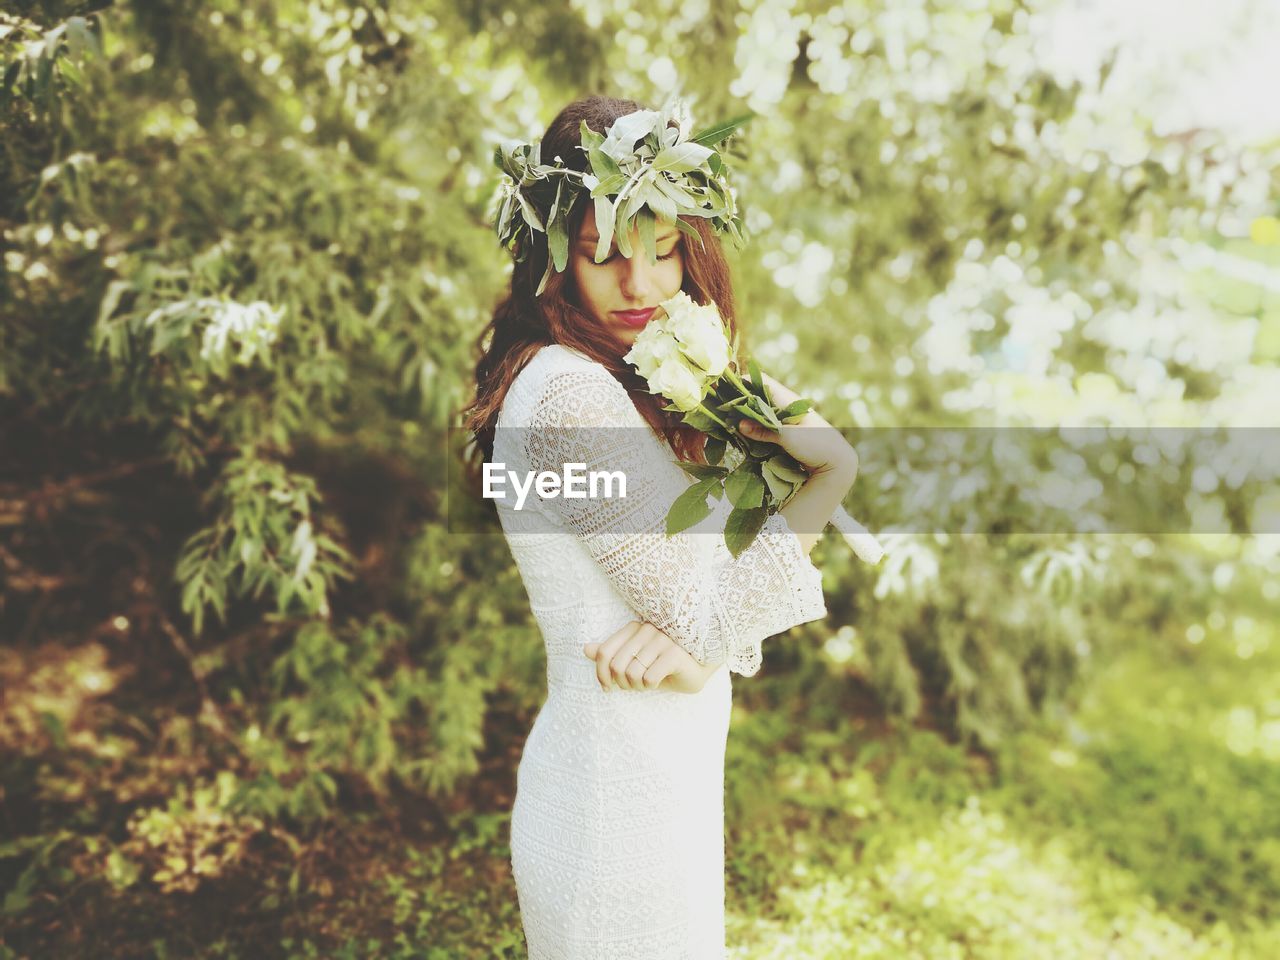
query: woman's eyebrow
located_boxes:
[577,230,680,246]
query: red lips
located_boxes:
[613,307,656,329]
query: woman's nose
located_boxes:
[618,252,656,300]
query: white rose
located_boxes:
[656,290,696,327]
[659,292,731,378]
[623,324,683,380]
[648,355,708,412]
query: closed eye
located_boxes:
[592,249,679,265]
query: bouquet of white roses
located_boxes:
[624,291,885,563]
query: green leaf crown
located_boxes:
[492,96,753,295]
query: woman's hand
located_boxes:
[737,372,859,478]
[583,621,721,694]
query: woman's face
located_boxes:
[569,204,684,348]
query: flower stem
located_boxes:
[720,367,778,422]
[722,367,751,397]
[696,403,731,430]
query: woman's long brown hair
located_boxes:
[458,95,744,492]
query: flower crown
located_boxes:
[492,96,753,295]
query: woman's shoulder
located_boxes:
[516,342,625,398]
[533,341,607,375]
[503,342,635,425]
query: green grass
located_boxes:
[7,589,1277,958]
[719,598,1280,958]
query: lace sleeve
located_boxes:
[519,361,827,677]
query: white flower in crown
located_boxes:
[647,355,708,413]
[659,291,731,378]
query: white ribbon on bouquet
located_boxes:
[829,504,885,565]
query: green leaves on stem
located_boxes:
[662,360,817,556]
[493,100,753,295]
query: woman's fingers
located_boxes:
[584,641,610,690]
[640,634,680,689]
[610,622,660,690]
[738,420,780,444]
[627,630,674,690]
[584,621,701,693]
[644,646,687,690]
[604,622,642,690]
[586,620,640,691]
[584,620,668,692]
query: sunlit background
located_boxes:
[2,1,1278,957]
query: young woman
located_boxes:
[462,95,858,959]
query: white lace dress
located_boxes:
[491,343,829,959]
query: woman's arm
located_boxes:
[778,461,859,556]
[740,370,860,556]
[522,360,828,678]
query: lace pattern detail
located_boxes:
[510,681,730,960]
[512,346,827,678]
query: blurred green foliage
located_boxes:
[2,0,1277,956]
